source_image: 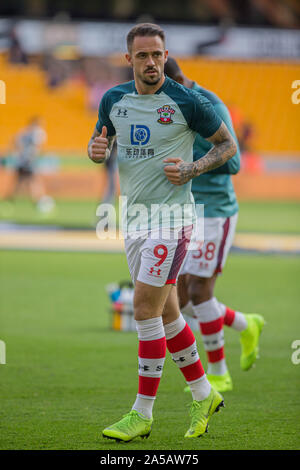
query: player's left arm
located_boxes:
[164,121,237,185]
[207,103,240,175]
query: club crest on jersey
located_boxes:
[157,105,175,124]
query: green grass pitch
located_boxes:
[1,199,299,234]
[0,250,299,450]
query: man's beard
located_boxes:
[141,69,162,86]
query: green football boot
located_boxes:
[184,387,224,438]
[184,370,233,394]
[102,410,153,442]
[240,314,265,371]
[207,371,233,392]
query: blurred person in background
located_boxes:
[164,57,265,393]
[82,58,119,208]
[229,104,264,174]
[3,117,55,214]
[8,26,28,65]
[0,24,28,64]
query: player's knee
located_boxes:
[134,307,150,321]
[188,277,213,305]
[134,302,161,321]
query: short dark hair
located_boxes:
[127,23,165,52]
[164,57,181,80]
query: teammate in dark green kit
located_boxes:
[165,57,265,393]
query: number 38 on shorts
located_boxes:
[180,214,238,278]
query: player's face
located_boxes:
[126,35,168,87]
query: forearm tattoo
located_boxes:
[177,122,237,184]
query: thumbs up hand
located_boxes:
[100,126,107,139]
[89,126,109,163]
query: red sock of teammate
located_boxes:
[132,317,166,419]
[192,298,227,376]
[164,314,211,401]
[219,303,248,331]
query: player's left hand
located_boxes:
[163,157,194,186]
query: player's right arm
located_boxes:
[88,89,116,164]
[87,126,115,164]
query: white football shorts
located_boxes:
[180,213,238,278]
[124,226,193,287]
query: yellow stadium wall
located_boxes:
[0,54,96,154]
[179,58,300,155]
[0,54,299,155]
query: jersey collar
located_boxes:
[133,75,169,95]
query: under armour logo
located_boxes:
[149,267,161,276]
[117,108,128,117]
[173,356,185,363]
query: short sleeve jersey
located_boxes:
[191,82,240,218]
[96,76,222,231]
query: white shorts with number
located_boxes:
[181,213,238,278]
[124,226,193,287]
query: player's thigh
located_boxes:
[125,235,180,320]
[134,233,181,321]
[187,273,218,304]
[134,281,173,321]
[126,228,192,320]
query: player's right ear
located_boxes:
[125,53,133,66]
[164,49,169,64]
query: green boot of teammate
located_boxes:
[102,410,153,442]
[184,370,233,394]
[207,370,233,392]
[184,387,224,438]
[240,314,265,371]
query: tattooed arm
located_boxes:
[88,125,116,164]
[163,121,237,185]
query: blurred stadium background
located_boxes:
[0,0,300,451]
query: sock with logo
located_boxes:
[192,298,228,376]
[164,314,211,401]
[132,317,166,419]
[219,302,248,332]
